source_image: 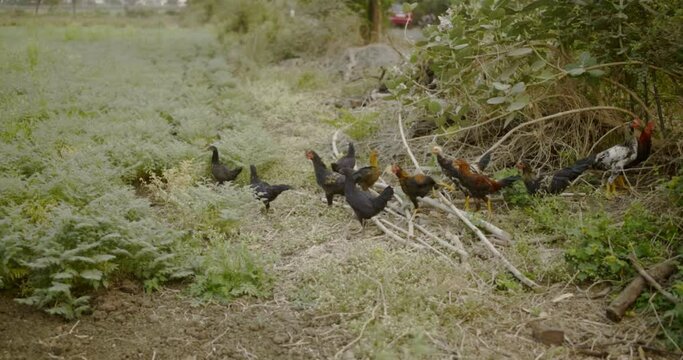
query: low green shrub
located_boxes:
[190,240,273,301]
[565,203,676,283]
[325,109,380,140]
[0,189,190,319]
[191,0,362,64]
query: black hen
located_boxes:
[517,155,595,195]
[249,165,291,211]
[306,150,346,206]
[331,142,356,173]
[340,168,394,225]
[208,145,242,184]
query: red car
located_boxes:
[389,3,413,26]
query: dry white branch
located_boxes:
[413,223,469,260]
[398,110,421,170]
[334,304,379,359]
[439,194,512,242]
[629,254,679,304]
[482,106,638,158]
[383,194,469,257]
[371,217,423,250]
[332,130,340,158]
[380,219,458,267]
[422,194,540,288]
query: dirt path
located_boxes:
[1,284,343,360]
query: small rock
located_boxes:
[529,321,564,346]
[50,344,66,356]
[272,333,288,345]
[247,322,264,331]
[342,350,356,360]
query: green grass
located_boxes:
[0,24,271,317]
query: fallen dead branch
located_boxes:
[628,254,679,304]
[413,222,469,260]
[439,195,512,243]
[380,219,460,267]
[606,258,679,322]
[382,204,467,261]
[421,194,540,289]
[371,217,422,250]
[392,116,535,287]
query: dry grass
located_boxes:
[227,68,678,357]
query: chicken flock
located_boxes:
[208,118,655,229]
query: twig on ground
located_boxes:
[360,271,388,318]
[68,320,80,334]
[407,210,415,239]
[380,219,459,267]
[439,196,512,242]
[649,298,683,353]
[382,205,466,260]
[371,217,423,250]
[334,304,379,359]
[413,223,468,260]
[629,254,679,304]
[559,192,587,197]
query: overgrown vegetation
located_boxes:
[384,0,682,349]
[387,0,682,166]
[190,0,363,66]
[0,25,272,318]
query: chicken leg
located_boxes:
[615,175,628,190]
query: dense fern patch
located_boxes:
[0,25,271,317]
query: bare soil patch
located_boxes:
[0,282,347,360]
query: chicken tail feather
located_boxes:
[497,175,520,188]
[373,186,394,210]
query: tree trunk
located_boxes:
[72,0,76,15]
[368,0,382,43]
[34,0,42,14]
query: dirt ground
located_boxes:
[0,282,350,360]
